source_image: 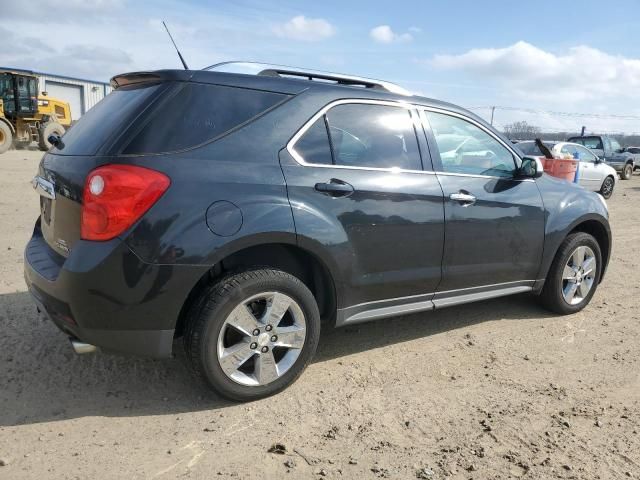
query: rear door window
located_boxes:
[325,104,422,170]
[293,117,333,165]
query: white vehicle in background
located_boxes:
[517,140,618,199]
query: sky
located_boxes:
[2,0,640,133]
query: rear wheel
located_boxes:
[38,122,65,151]
[184,269,321,401]
[621,163,633,180]
[0,121,13,154]
[599,176,615,199]
[539,232,602,315]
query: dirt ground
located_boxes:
[0,149,638,480]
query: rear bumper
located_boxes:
[24,219,206,358]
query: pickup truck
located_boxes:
[567,135,635,180]
[623,147,640,172]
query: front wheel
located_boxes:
[539,232,602,315]
[0,121,13,154]
[184,269,321,401]
[599,176,615,199]
[621,163,633,180]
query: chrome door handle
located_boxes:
[314,179,354,197]
[450,192,476,206]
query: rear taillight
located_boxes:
[81,165,170,241]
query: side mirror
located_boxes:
[518,156,544,179]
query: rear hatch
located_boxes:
[35,71,292,257]
[37,79,166,257]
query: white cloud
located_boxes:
[273,15,336,42]
[430,41,640,103]
[369,25,413,44]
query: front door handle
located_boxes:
[450,191,476,206]
[315,179,354,197]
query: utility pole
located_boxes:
[580,126,586,137]
[490,106,496,126]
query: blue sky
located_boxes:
[3,0,640,132]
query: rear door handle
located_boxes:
[315,179,354,197]
[449,191,476,206]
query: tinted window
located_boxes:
[123,83,287,154]
[52,84,162,156]
[294,117,332,165]
[426,111,516,177]
[517,141,554,156]
[325,104,421,170]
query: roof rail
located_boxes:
[203,61,412,96]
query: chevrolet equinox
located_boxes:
[25,62,611,401]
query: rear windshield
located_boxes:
[53,81,288,156]
[51,84,162,156]
[568,136,603,150]
[517,142,554,156]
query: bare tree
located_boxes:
[503,121,541,140]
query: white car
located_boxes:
[517,140,618,199]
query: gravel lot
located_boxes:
[0,149,638,479]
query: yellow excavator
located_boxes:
[0,69,72,154]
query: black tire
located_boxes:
[539,232,602,315]
[621,163,633,180]
[599,176,615,199]
[0,121,13,154]
[184,268,321,401]
[38,122,65,151]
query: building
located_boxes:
[2,67,112,121]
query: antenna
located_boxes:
[162,21,189,70]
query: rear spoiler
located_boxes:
[110,69,194,89]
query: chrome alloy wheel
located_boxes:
[562,246,597,305]
[216,291,306,386]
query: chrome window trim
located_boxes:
[287,99,424,174]
[287,99,533,182]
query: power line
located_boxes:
[468,106,640,121]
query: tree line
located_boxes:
[502,121,640,146]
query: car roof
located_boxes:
[110,67,488,126]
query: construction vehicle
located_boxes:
[0,69,72,154]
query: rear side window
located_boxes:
[326,104,421,170]
[122,83,287,154]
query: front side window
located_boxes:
[575,145,598,162]
[426,111,516,177]
[609,138,622,152]
[325,104,421,170]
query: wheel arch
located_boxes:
[174,242,338,337]
[538,212,611,290]
[568,219,611,282]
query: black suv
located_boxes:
[25,63,611,401]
